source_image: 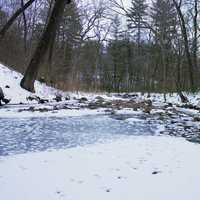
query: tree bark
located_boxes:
[21,0,28,53]
[20,0,71,92]
[192,0,198,69]
[172,0,195,92]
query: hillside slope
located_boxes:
[0,63,63,104]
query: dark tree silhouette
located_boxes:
[172,0,195,92]
[20,0,71,92]
[0,0,36,38]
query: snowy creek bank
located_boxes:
[1,105,200,158]
[1,62,200,155]
[1,63,200,200]
[1,96,200,157]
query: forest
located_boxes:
[0,0,199,94]
[1,1,200,200]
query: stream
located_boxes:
[0,114,160,156]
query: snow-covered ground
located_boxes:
[1,136,200,200]
[1,62,200,118]
[0,63,59,103]
[0,63,127,105]
[0,63,122,117]
[1,63,200,200]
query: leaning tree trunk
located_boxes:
[0,0,36,38]
[20,0,71,92]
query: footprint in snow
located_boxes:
[77,180,84,184]
[109,168,120,172]
[93,174,101,178]
[56,191,65,198]
[152,171,162,175]
[117,176,127,180]
[101,186,112,193]
[70,178,75,182]
[69,178,84,184]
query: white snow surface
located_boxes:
[0,136,200,200]
[0,63,59,103]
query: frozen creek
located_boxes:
[0,114,160,156]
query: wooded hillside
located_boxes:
[0,0,199,93]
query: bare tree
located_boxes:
[0,0,36,38]
[20,0,71,92]
[192,0,198,69]
[172,0,195,91]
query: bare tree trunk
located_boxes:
[192,0,198,69]
[161,47,167,102]
[20,0,71,92]
[176,55,181,90]
[172,0,195,92]
[0,0,36,38]
[21,0,28,53]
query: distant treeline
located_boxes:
[0,0,200,93]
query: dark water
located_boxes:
[0,115,159,156]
